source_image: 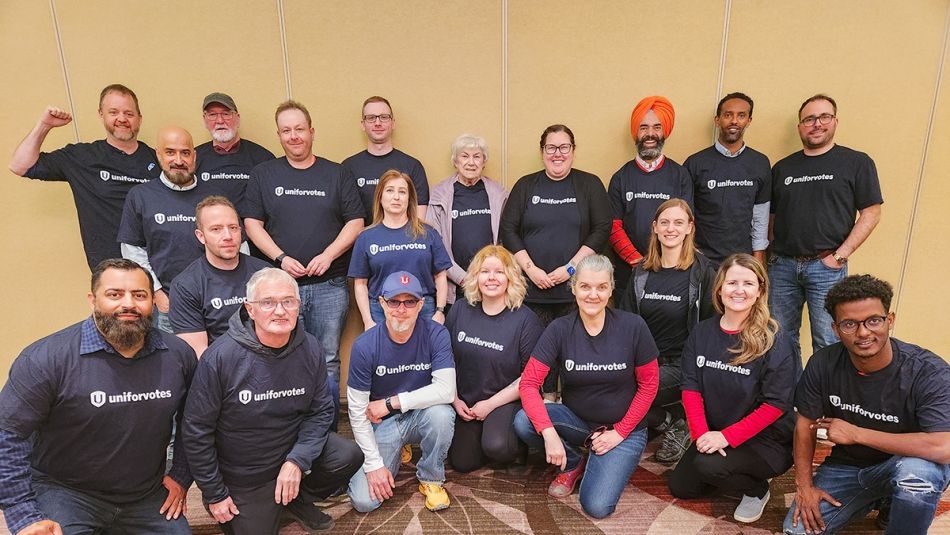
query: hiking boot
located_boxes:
[419,483,450,511]
[733,490,770,523]
[655,418,690,464]
[401,444,413,464]
[547,457,586,498]
[285,499,335,532]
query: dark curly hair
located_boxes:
[824,274,893,320]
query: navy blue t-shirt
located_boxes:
[24,140,161,270]
[795,338,950,467]
[348,319,455,401]
[681,318,797,471]
[195,139,276,212]
[533,309,658,427]
[244,157,364,285]
[684,146,771,263]
[520,175,581,303]
[450,180,494,272]
[446,302,543,405]
[169,254,271,342]
[341,149,430,221]
[117,179,217,287]
[0,319,196,503]
[639,267,691,363]
[348,222,452,298]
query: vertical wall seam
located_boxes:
[277,0,293,100]
[49,0,79,142]
[501,0,509,188]
[712,0,732,143]
[892,1,950,332]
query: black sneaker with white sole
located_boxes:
[285,499,335,532]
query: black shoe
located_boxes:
[285,499,335,532]
[875,500,891,530]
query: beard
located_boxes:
[106,122,139,142]
[94,308,152,351]
[388,316,415,333]
[211,127,237,144]
[636,135,665,161]
[164,165,195,186]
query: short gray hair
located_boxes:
[570,255,615,290]
[246,268,299,301]
[450,133,489,164]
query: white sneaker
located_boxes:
[733,490,770,523]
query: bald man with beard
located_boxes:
[119,127,226,331]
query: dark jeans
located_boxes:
[449,401,524,473]
[645,361,684,429]
[525,301,576,393]
[668,442,787,499]
[33,479,190,535]
[217,433,363,535]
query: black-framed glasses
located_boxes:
[384,297,420,309]
[799,113,836,127]
[543,143,574,155]
[204,111,235,120]
[363,114,393,123]
[584,425,611,448]
[836,315,888,334]
[248,297,300,312]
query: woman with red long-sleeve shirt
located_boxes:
[513,254,659,519]
[668,253,798,524]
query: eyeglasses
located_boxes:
[584,425,611,448]
[836,315,888,334]
[799,113,836,127]
[204,111,235,120]
[249,297,300,311]
[363,114,393,123]
[543,143,574,155]
[384,297,420,309]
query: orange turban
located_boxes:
[630,96,675,139]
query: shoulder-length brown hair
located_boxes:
[713,253,779,365]
[371,169,425,239]
[641,198,697,272]
[462,245,528,309]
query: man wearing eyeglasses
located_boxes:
[346,271,456,514]
[784,274,950,535]
[608,96,694,288]
[342,96,430,220]
[769,94,883,360]
[184,267,364,534]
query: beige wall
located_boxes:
[2,0,948,385]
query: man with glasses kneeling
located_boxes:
[784,274,950,535]
[346,271,456,513]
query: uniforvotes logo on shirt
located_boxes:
[237,387,307,405]
[564,359,627,372]
[89,389,173,407]
[827,394,900,423]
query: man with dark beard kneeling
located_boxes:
[0,258,197,535]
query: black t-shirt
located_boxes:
[24,140,161,270]
[639,267,691,363]
[681,318,796,471]
[195,139,276,213]
[117,179,216,287]
[450,180,494,272]
[341,149,429,221]
[532,309,658,427]
[244,157,364,285]
[770,145,883,256]
[446,302,544,405]
[795,338,950,467]
[521,174,581,303]
[168,254,272,342]
[0,319,196,503]
[684,146,771,263]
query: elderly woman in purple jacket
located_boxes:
[426,134,508,305]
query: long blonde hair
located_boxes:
[713,253,778,365]
[641,198,697,272]
[461,245,528,309]
[371,169,425,239]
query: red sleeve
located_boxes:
[613,359,658,438]
[682,389,709,440]
[721,403,784,447]
[518,357,553,433]
[609,219,642,266]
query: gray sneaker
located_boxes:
[733,490,770,523]
[654,418,690,463]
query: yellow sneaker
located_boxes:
[418,483,450,511]
[401,444,413,464]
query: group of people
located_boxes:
[0,84,947,535]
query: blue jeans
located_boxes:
[783,457,950,535]
[768,254,845,358]
[347,404,455,513]
[369,295,435,325]
[298,277,348,381]
[33,479,190,535]
[153,305,173,334]
[513,404,649,519]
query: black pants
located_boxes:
[668,442,786,499]
[219,433,363,535]
[448,401,524,473]
[645,361,684,429]
[526,301,576,393]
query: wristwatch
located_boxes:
[832,252,848,264]
[274,253,287,267]
[566,262,576,276]
[384,396,396,414]
[435,305,446,314]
